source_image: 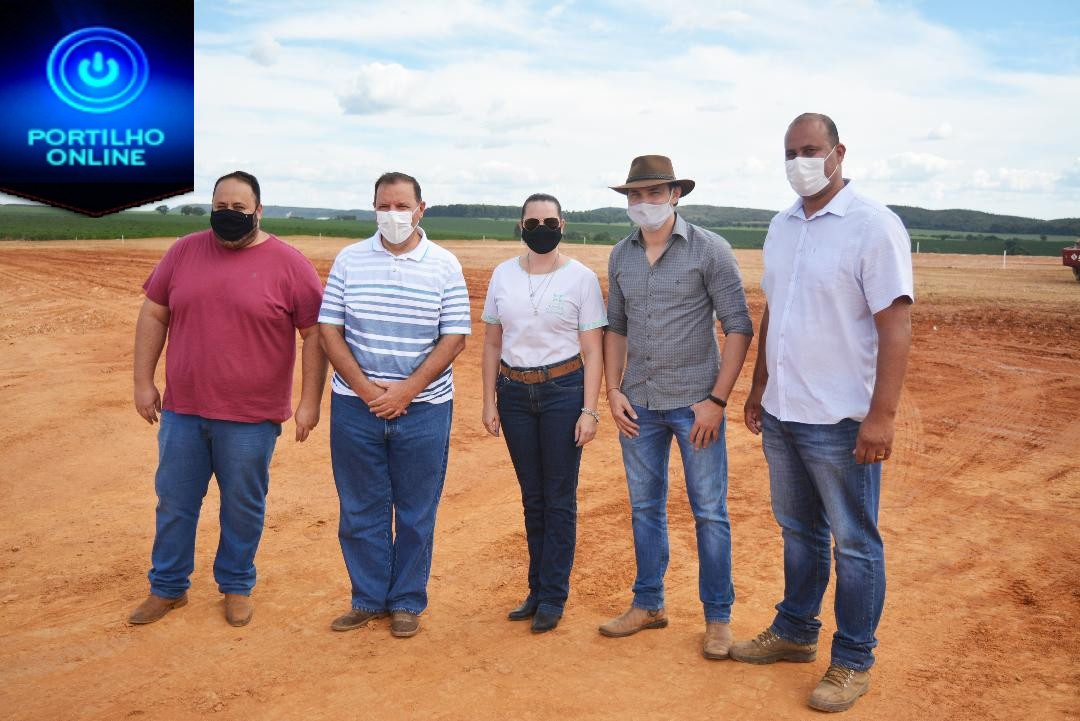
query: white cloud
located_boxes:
[546,1,574,20]
[864,152,953,182]
[184,1,1080,219]
[336,63,456,116]
[923,122,954,141]
[1059,158,1080,188]
[971,168,1058,193]
[247,34,281,66]
[257,0,530,43]
[664,9,751,32]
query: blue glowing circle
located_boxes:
[47,27,149,114]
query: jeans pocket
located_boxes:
[549,368,584,391]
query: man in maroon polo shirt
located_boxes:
[128,170,327,627]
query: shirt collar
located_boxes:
[368,226,430,261]
[783,179,856,220]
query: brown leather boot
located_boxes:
[598,606,668,637]
[390,611,420,638]
[224,594,254,627]
[729,628,817,664]
[702,621,732,659]
[128,593,188,625]
[808,664,871,712]
[330,608,386,632]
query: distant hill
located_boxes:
[425,204,519,219]
[421,202,1080,236]
[673,205,777,226]
[888,206,1079,236]
[4,200,1078,240]
[169,204,374,220]
[424,204,778,226]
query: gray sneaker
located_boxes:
[728,628,817,664]
[808,664,870,712]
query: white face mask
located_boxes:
[626,191,675,231]
[376,209,418,245]
[785,145,839,197]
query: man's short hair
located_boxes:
[521,193,562,219]
[213,170,261,205]
[790,113,840,147]
[374,172,422,203]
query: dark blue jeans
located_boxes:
[761,410,885,672]
[330,393,452,615]
[148,411,281,598]
[496,367,584,617]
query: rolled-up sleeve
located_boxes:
[606,246,627,336]
[707,240,753,337]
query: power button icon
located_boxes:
[47,27,149,113]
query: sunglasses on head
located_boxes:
[522,217,561,231]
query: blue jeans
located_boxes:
[761,410,885,672]
[330,393,452,615]
[496,367,584,617]
[618,404,733,622]
[148,411,281,598]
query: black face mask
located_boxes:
[522,225,562,254]
[210,209,257,244]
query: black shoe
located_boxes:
[508,597,539,621]
[531,610,560,633]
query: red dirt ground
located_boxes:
[0,239,1077,720]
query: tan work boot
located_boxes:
[702,621,732,659]
[390,610,421,638]
[598,606,668,637]
[808,664,870,712]
[330,608,386,632]
[729,628,817,664]
[128,593,188,625]
[224,594,254,627]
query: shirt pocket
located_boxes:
[653,268,700,303]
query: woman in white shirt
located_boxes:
[481,193,606,633]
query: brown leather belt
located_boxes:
[500,355,583,384]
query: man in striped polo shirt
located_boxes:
[319,172,471,638]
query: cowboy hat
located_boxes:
[609,155,695,197]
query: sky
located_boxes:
[9,0,1080,218]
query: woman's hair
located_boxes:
[521,193,562,219]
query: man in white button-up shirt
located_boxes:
[729,114,913,714]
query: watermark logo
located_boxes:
[0,2,192,216]
[47,27,149,114]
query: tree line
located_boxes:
[148,201,1080,237]
[421,203,1078,236]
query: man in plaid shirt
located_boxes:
[599,155,752,660]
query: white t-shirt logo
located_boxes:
[545,292,566,316]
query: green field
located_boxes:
[0,205,1072,256]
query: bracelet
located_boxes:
[605,388,622,395]
[706,394,727,408]
[580,407,601,423]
